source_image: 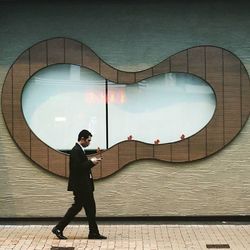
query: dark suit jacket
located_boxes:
[67,143,95,193]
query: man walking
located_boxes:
[52,129,106,240]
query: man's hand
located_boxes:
[90,157,102,165]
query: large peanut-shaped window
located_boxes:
[2,38,250,179]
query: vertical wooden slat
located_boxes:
[135,69,153,82]
[48,148,66,177]
[118,141,136,167]
[101,146,119,178]
[118,71,135,84]
[154,144,171,161]
[136,142,153,159]
[172,140,189,162]
[47,38,65,65]
[223,51,241,144]
[82,44,100,73]
[188,47,206,160]
[100,61,118,82]
[91,155,102,180]
[30,41,47,75]
[2,69,13,135]
[13,51,31,157]
[189,130,206,161]
[206,47,224,155]
[170,50,188,72]
[65,38,82,65]
[65,154,70,178]
[188,47,205,79]
[153,59,170,76]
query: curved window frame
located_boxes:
[1,37,250,179]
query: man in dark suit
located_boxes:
[52,129,107,240]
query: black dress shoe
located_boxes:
[88,233,107,239]
[52,226,67,240]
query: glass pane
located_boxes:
[22,65,216,151]
[22,64,106,151]
[108,73,216,146]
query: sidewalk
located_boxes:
[0,223,249,249]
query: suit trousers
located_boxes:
[57,190,99,234]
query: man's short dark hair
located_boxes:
[78,129,92,141]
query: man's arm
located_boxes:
[70,148,94,174]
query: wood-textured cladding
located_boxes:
[2,68,13,135]
[30,42,47,75]
[12,51,31,157]
[82,44,100,73]
[1,38,250,179]
[65,39,82,65]
[47,38,65,65]
[223,51,241,144]
[205,47,224,155]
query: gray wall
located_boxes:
[0,1,249,217]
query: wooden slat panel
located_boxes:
[188,46,207,160]
[2,69,13,135]
[65,38,82,65]
[172,140,189,162]
[154,144,171,161]
[118,141,136,167]
[100,61,117,82]
[241,65,250,126]
[101,146,119,178]
[13,119,30,156]
[223,51,241,144]
[171,50,188,72]
[135,69,153,82]
[82,44,100,73]
[207,115,224,155]
[30,41,47,75]
[48,148,66,177]
[47,38,65,65]
[189,130,206,161]
[2,41,249,178]
[65,155,70,178]
[136,142,153,159]
[30,132,48,169]
[206,47,224,155]
[91,153,101,180]
[153,59,170,76]
[13,51,31,156]
[188,47,205,78]
[118,71,135,84]
[188,47,207,160]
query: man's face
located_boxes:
[80,136,92,148]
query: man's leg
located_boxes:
[56,191,83,231]
[82,192,107,239]
[82,192,99,234]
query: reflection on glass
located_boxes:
[22,64,106,150]
[22,64,216,151]
[108,73,216,146]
